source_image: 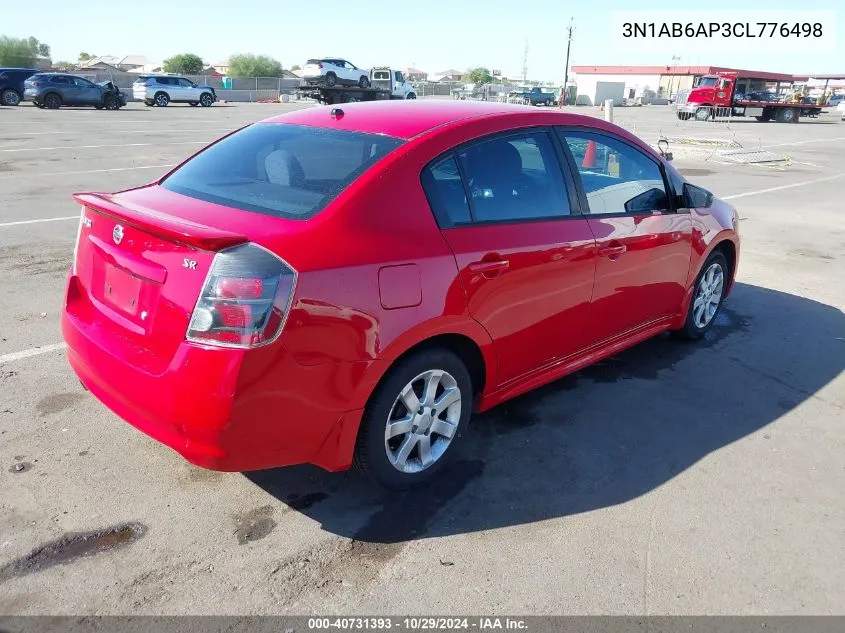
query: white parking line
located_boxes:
[0,164,175,179]
[0,343,67,364]
[0,216,78,228]
[18,128,230,136]
[723,173,845,200]
[762,136,845,149]
[1,141,206,153]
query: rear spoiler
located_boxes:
[73,192,248,251]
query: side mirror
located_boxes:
[625,188,668,214]
[683,183,714,208]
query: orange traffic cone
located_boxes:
[583,140,597,168]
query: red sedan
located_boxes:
[62,100,740,489]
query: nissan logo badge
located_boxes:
[113,224,124,245]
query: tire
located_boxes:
[189,101,199,107]
[324,72,337,87]
[694,106,711,121]
[154,92,169,107]
[353,348,473,490]
[545,98,552,106]
[777,107,798,123]
[103,94,119,110]
[406,92,416,100]
[95,105,103,110]
[672,251,729,340]
[1,89,21,106]
[199,92,213,107]
[358,75,370,89]
[44,92,61,109]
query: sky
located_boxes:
[3,0,842,81]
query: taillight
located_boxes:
[187,243,296,349]
[318,63,323,69]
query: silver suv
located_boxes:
[133,75,217,107]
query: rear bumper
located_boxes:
[62,287,369,472]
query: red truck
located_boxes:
[675,72,823,123]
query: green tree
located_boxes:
[228,54,283,77]
[53,61,75,72]
[0,35,50,67]
[463,67,493,85]
[290,64,301,71]
[79,52,93,61]
[163,53,204,75]
[27,36,49,58]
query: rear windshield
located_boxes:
[161,123,404,220]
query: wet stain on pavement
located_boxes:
[0,522,147,583]
[36,393,86,418]
[233,505,277,545]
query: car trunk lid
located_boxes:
[69,188,252,372]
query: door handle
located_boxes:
[468,259,510,277]
[598,243,627,258]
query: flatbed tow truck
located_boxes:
[676,72,824,123]
[297,67,416,105]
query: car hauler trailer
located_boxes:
[676,72,823,123]
[297,67,416,105]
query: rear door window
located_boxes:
[456,131,571,223]
[161,123,404,220]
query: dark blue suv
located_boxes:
[0,68,39,106]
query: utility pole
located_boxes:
[522,39,529,85]
[668,54,681,100]
[561,17,574,107]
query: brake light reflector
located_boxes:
[215,277,263,299]
[187,243,296,348]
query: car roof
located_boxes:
[261,100,612,141]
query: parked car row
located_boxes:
[1,68,216,109]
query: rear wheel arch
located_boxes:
[355,326,496,412]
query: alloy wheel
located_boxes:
[693,262,724,328]
[384,369,462,474]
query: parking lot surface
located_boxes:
[1,102,843,615]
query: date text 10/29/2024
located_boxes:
[308,618,528,630]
